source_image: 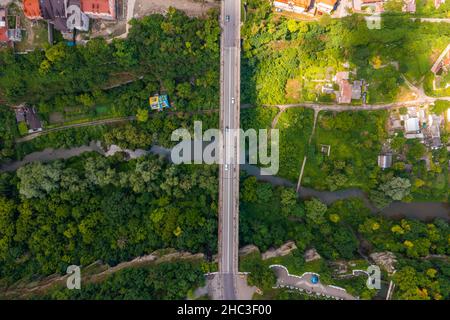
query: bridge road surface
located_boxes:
[218,0,241,300]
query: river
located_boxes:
[0,142,448,221]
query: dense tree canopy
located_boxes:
[42,261,205,300]
[0,153,218,282]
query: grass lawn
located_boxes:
[275,108,314,182]
[302,110,388,191]
[415,0,450,18]
[45,104,117,129]
[9,2,48,52]
[409,151,449,202]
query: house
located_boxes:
[80,0,116,20]
[14,107,26,123]
[15,105,43,133]
[402,0,416,13]
[378,154,392,169]
[428,115,442,149]
[273,0,312,14]
[24,106,42,133]
[315,0,337,14]
[333,72,352,104]
[338,80,352,104]
[401,107,427,139]
[149,94,171,111]
[404,117,424,139]
[431,43,450,75]
[405,117,420,133]
[0,7,8,44]
[352,80,362,100]
[41,0,71,32]
[34,0,89,33]
[23,0,43,20]
[336,80,352,104]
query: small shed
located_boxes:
[352,80,362,100]
[149,94,171,111]
[378,154,392,169]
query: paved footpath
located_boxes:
[270,265,357,300]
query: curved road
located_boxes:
[270,265,356,300]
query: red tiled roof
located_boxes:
[0,27,8,42]
[317,0,337,6]
[81,0,113,15]
[23,0,42,19]
[339,80,352,104]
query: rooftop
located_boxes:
[405,117,420,133]
[378,154,392,169]
[81,0,116,18]
[25,106,42,131]
[352,80,362,100]
[149,94,171,111]
[0,7,7,42]
[338,80,352,104]
[316,0,338,7]
[335,71,349,83]
[23,0,42,19]
[403,0,416,13]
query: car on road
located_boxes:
[231,97,235,104]
[224,164,229,171]
[225,15,230,22]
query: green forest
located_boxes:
[240,174,449,300]
[0,8,220,128]
[0,2,448,301]
[1,152,448,299]
[38,260,206,300]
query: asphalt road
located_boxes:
[219,0,240,300]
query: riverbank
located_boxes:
[245,164,449,222]
[1,142,448,221]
